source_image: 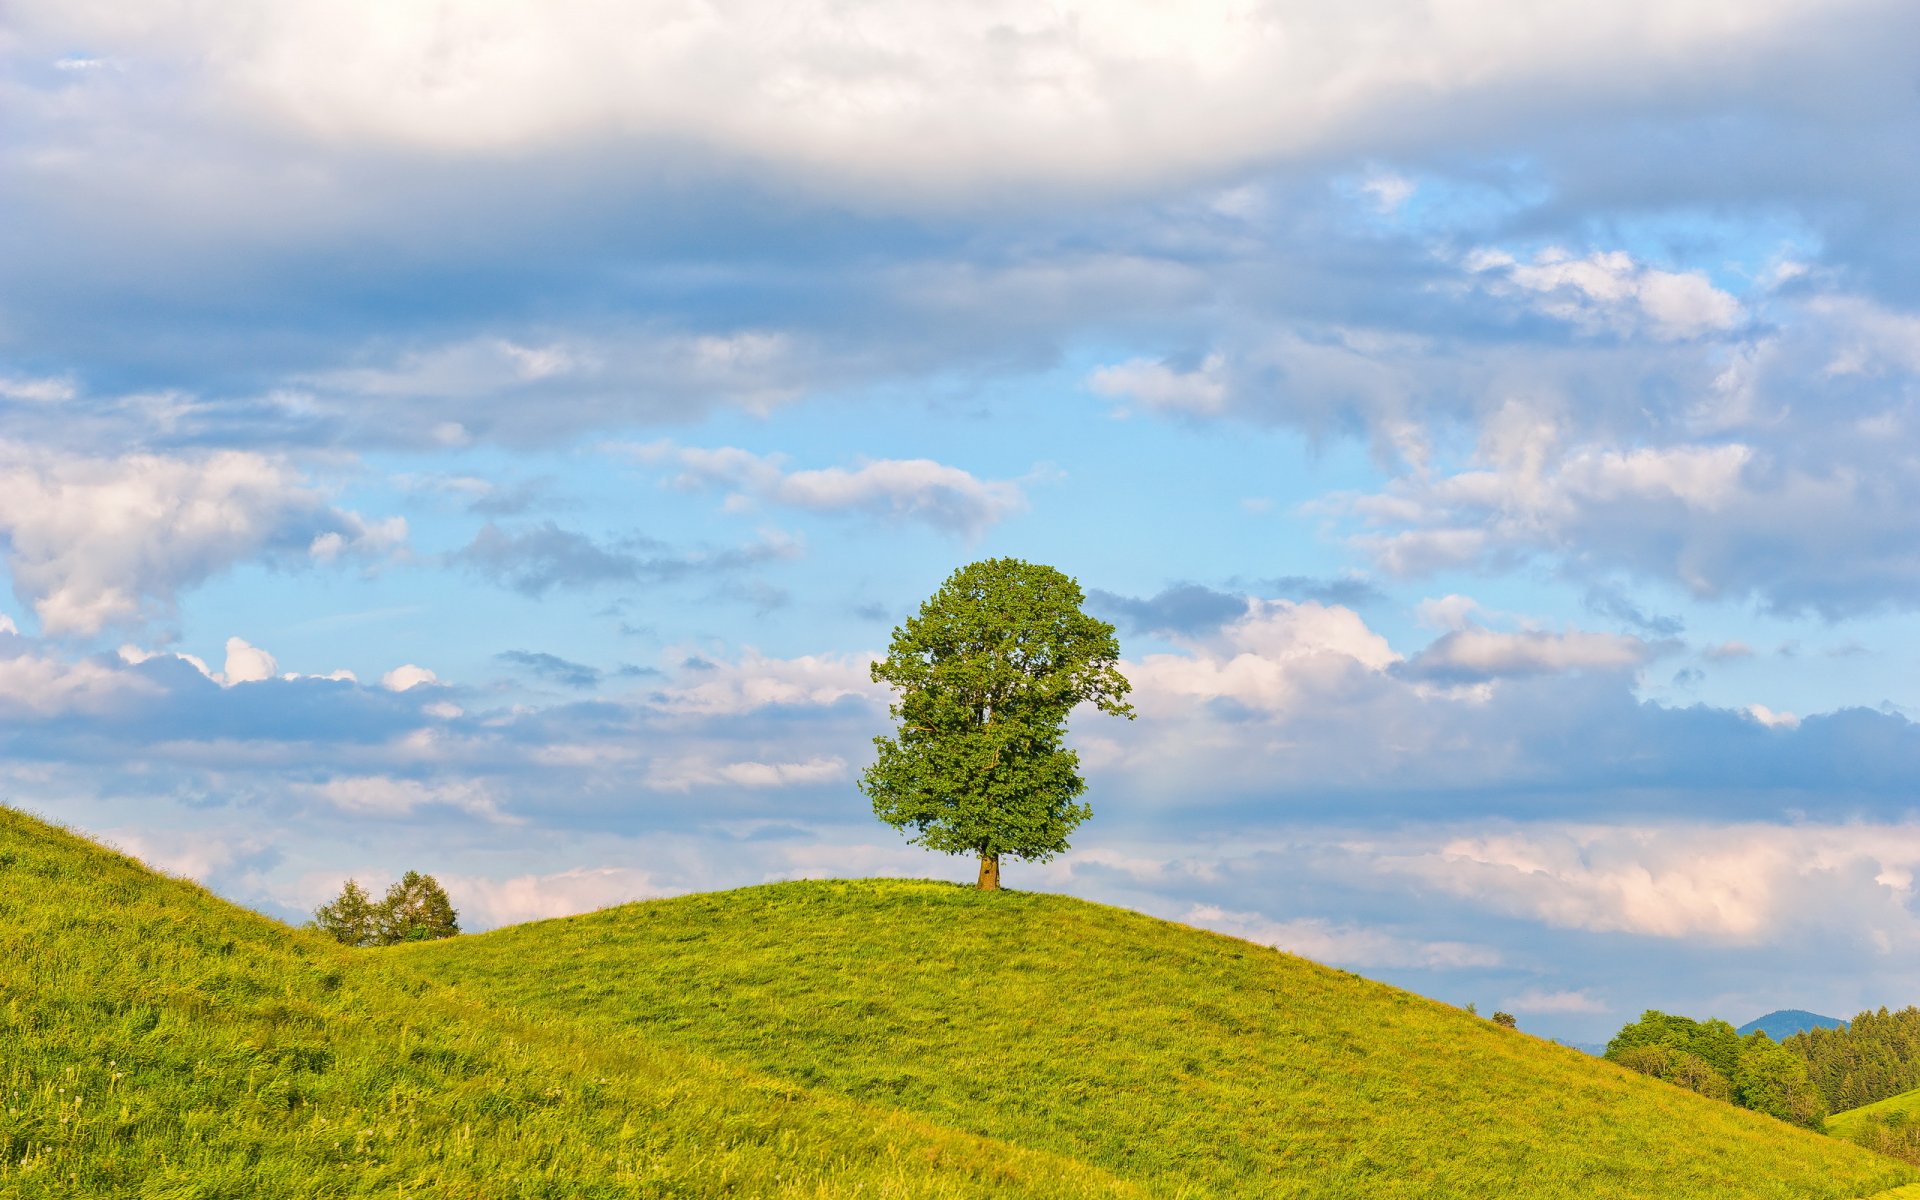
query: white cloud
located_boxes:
[1186,903,1502,970]
[1469,247,1742,341]
[1373,823,1920,945]
[1410,628,1654,680]
[24,0,1851,195]
[1127,599,1398,718]
[309,513,408,564]
[381,664,438,692]
[639,443,1026,537]
[102,826,261,883]
[0,442,403,635]
[1746,703,1800,729]
[0,650,154,718]
[0,375,76,403]
[651,648,881,716]
[300,775,511,822]
[0,614,14,636]
[1088,354,1229,416]
[446,865,673,931]
[648,755,849,791]
[1416,595,1482,631]
[221,637,278,685]
[1503,988,1608,1014]
[1359,171,1415,214]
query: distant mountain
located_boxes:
[1738,1009,1848,1040]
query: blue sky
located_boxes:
[6,0,1920,1041]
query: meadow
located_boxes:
[0,808,1141,1198]
[4,805,1917,1198]
[402,878,1913,1199]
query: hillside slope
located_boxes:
[0,808,1141,1198]
[405,879,1914,1200]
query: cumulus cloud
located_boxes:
[0,648,154,718]
[1126,599,1400,719]
[1405,627,1655,683]
[1370,823,1920,945]
[446,865,672,931]
[221,637,278,685]
[0,443,403,635]
[649,648,880,716]
[1467,247,1742,341]
[1185,903,1502,970]
[299,775,510,822]
[17,0,1869,196]
[637,443,1026,537]
[299,331,813,445]
[381,664,438,692]
[648,755,849,792]
[1089,355,1229,416]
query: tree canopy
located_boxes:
[312,871,460,946]
[1604,1009,1825,1130]
[860,558,1132,889]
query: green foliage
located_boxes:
[1790,1007,1920,1114]
[309,878,378,946]
[0,807,1139,1199]
[861,559,1132,879]
[375,870,460,943]
[1607,1010,1743,1079]
[1841,1109,1920,1167]
[1604,1011,1827,1130]
[311,871,459,946]
[402,878,1913,1200]
[1736,1038,1828,1131]
[1830,1087,1920,1166]
[1491,1011,1517,1029]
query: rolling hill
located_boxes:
[0,807,1142,1198]
[3,803,1915,1198]
[401,878,1915,1199]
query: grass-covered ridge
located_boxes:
[405,879,1916,1200]
[0,808,1142,1198]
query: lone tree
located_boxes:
[860,558,1133,890]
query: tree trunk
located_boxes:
[977,853,1001,891]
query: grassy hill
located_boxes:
[0,807,1143,1198]
[1834,1089,1920,1137]
[400,878,1915,1200]
[1833,1088,1920,1166]
[3,804,1915,1199]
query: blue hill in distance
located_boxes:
[1739,1009,1848,1040]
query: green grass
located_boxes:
[1832,1088,1920,1166]
[5,805,1914,1199]
[0,808,1142,1198]
[402,879,1916,1200]
[1836,1089,1920,1136]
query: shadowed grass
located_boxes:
[405,878,1915,1200]
[0,809,1141,1198]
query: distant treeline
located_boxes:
[1786,1007,1920,1114]
[1604,1011,1824,1129]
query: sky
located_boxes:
[5,0,1920,1044]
